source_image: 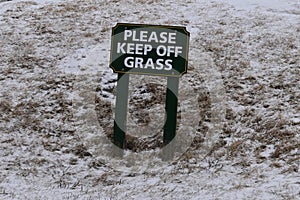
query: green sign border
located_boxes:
[109,23,190,77]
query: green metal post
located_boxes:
[113,73,129,150]
[163,76,179,145]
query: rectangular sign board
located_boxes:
[110,23,190,77]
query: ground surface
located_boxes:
[0,0,299,199]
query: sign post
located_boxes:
[113,73,129,150]
[163,76,179,144]
[109,23,189,157]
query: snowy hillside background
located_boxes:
[0,0,299,199]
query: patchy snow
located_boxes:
[221,0,298,12]
[0,0,299,199]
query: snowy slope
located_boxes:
[0,0,299,199]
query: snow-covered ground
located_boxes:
[0,0,299,199]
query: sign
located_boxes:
[110,23,190,77]
[109,23,190,159]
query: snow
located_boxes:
[0,0,299,199]
[221,0,297,12]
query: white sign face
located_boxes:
[110,23,190,77]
